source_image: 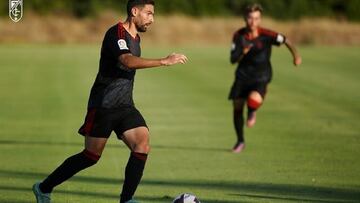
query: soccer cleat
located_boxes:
[32,182,51,203]
[247,111,257,128]
[232,142,245,153]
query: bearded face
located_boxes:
[132,4,154,33]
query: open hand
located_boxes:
[161,53,188,66]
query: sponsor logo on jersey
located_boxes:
[118,39,129,50]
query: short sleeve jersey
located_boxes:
[231,27,285,83]
[87,23,141,109]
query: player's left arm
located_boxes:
[284,38,302,66]
[269,29,302,67]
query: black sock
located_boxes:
[120,152,148,203]
[247,107,256,117]
[39,149,100,193]
[233,109,244,143]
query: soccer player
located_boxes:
[229,4,302,153]
[32,0,188,202]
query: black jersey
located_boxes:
[87,23,141,109]
[231,27,285,83]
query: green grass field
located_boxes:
[0,44,359,203]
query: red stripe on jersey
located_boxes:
[118,22,140,42]
[83,108,96,135]
[233,28,246,41]
[245,32,254,41]
[118,22,126,39]
[258,27,278,38]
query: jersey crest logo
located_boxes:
[118,39,129,50]
[9,0,23,22]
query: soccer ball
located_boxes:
[173,193,201,203]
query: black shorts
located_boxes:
[78,106,147,139]
[228,79,268,100]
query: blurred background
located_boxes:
[0,0,360,45]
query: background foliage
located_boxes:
[2,0,360,21]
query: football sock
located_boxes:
[39,149,100,193]
[120,152,148,203]
[233,108,244,143]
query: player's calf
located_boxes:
[38,149,101,195]
[120,127,150,202]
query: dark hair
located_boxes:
[127,0,155,16]
[244,3,263,17]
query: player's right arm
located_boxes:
[119,53,188,69]
[230,33,252,64]
[106,27,187,70]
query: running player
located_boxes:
[229,3,302,153]
[32,0,188,202]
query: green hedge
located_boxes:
[2,0,360,21]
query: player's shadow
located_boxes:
[0,169,359,203]
[0,139,229,152]
[0,185,245,203]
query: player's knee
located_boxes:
[137,144,151,154]
[247,92,263,109]
[133,144,150,154]
[249,91,263,103]
[133,133,151,154]
[82,149,101,165]
[134,139,151,154]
